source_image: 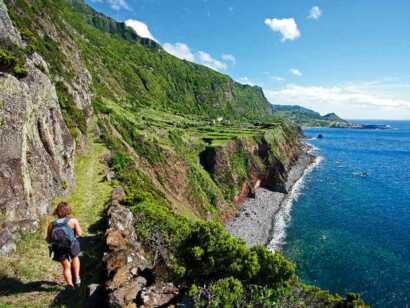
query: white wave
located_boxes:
[306,143,320,154]
[267,155,323,252]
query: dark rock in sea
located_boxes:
[317,134,324,139]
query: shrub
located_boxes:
[178,221,260,282]
[13,64,28,78]
[0,48,17,70]
[209,277,244,307]
[250,245,296,288]
[189,278,244,308]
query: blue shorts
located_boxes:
[52,240,81,262]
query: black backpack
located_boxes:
[50,218,76,249]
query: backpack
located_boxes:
[50,218,76,249]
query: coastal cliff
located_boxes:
[0,0,367,306]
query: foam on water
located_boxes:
[267,150,323,252]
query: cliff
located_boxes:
[0,0,366,306]
[0,1,76,254]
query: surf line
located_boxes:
[267,145,323,252]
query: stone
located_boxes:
[106,230,127,251]
[105,171,116,182]
[140,282,179,307]
[0,0,23,46]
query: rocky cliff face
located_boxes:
[0,1,75,254]
[104,186,179,308]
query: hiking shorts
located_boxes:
[52,240,81,262]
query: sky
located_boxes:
[86,0,410,119]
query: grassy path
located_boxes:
[0,138,112,307]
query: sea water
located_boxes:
[283,121,410,307]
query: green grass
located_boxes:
[0,133,112,307]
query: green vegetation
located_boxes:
[0,132,112,307]
[6,0,273,122]
[0,46,27,79]
[272,104,351,128]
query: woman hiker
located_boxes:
[46,202,82,289]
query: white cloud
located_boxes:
[221,54,236,65]
[264,18,300,41]
[236,77,255,86]
[125,19,156,41]
[272,76,285,82]
[264,83,410,119]
[290,68,302,76]
[91,0,130,11]
[163,42,195,62]
[197,51,227,71]
[308,6,322,20]
[163,43,233,71]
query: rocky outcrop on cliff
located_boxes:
[0,2,75,254]
[104,186,179,307]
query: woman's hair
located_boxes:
[54,202,71,218]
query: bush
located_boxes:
[178,221,260,282]
[0,48,17,70]
[13,64,28,78]
[189,278,244,307]
[209,277,244,307]
[0,47,27,78]
[250,245,296,288]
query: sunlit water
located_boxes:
[283,121,410,307]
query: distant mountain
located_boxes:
[272,105,352,128]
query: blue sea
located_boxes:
[283,121,410,307]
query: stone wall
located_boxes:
[104,186,180,307]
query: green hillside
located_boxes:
[272,105,352,127]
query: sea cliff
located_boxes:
[225,146,316,248]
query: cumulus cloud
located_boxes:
[221,54,236,65]
[91,0,129,11]
[197,51,227,70]
[290,68,302,76]
[264,83,410,119]
[264,18,300,41]
[125,19,156,41]
[236,77,255,86]
[163,43,234,71]
[308,6,322,20]
[163,42,195,61]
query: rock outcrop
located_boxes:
[104,186,180,307]
[0,1,75,255]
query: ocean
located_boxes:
[282,121,410,307]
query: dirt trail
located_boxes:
[0,138,112,308]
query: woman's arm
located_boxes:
[72,218,82,237]
[46,223,52,242]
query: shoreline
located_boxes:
[225,144,319,249]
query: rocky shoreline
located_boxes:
[225,145,316,248]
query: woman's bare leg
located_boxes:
[61,259,73,287]
[71,256,80,283]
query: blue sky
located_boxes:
[86,0,410,119]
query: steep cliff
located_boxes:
[0,1,75,254]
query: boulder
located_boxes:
[140,282,179,307]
